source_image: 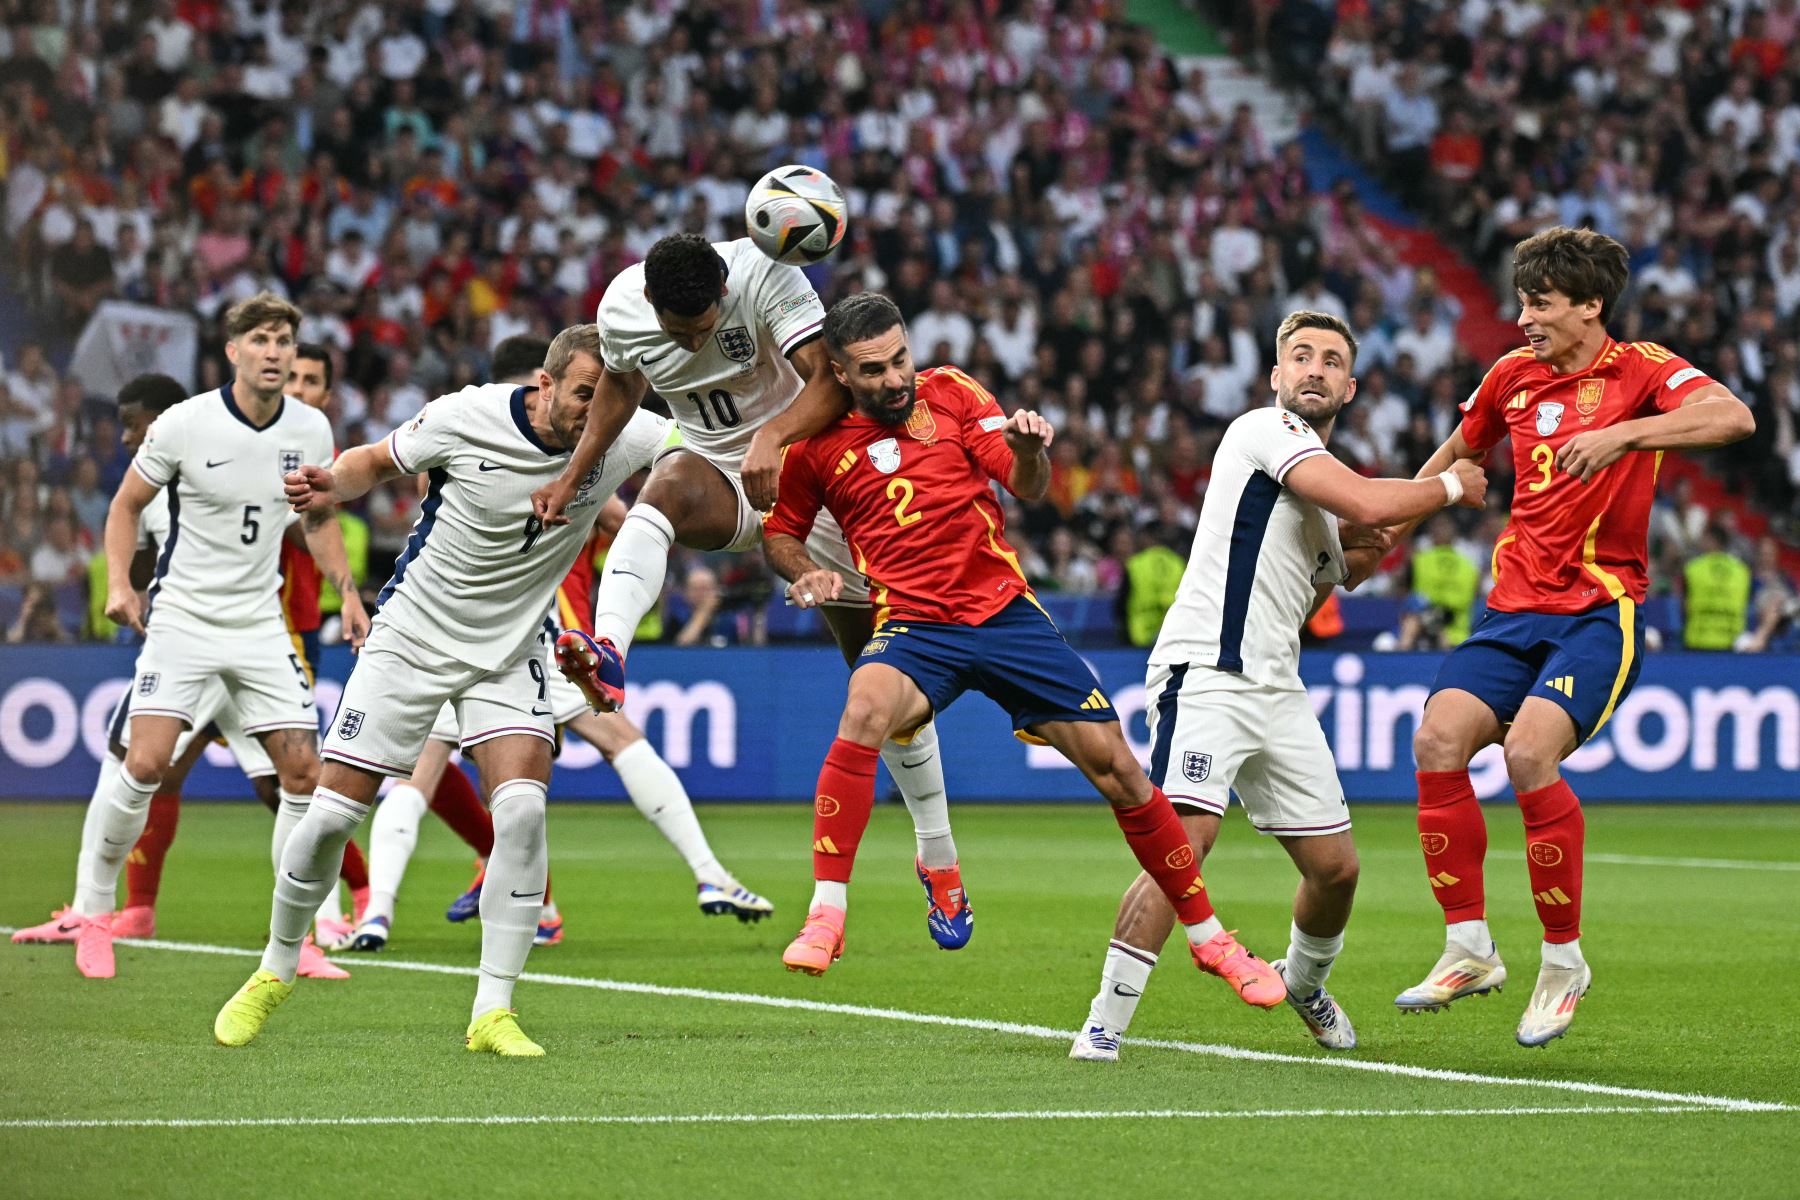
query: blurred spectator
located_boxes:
[1740,536,1800,653]
[29,513,85,585]
[1395,514,1480,650]
[7,581,71,643]
[1121,530,1184,647]
[1682,526,1752,650]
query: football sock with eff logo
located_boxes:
[1516,778,1585,945]
[1416,769,1488,934]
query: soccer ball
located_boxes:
[745,165,848,265]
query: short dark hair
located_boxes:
[1512,226,1630,323]
[294,342,333,388]
[823,292,905,358]
[117,373,188,416]
[224,291,303,340]
[544,324,601,381]
[642,233,725,317]
[492,334,551,384]
[1275,310,1359,368]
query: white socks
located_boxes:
[1283,922,1344,998]
[1086,940,1157,1033]
[810,881,848,911]
[272,788,309,874]
[364,783,429,925]
[1182,915,1224,946]
[261,788,368,982]
[1448,918,1494,956]
[593,505,675,655]
[73,766,157,916]
[1543,937,1585,969]
[473,778,548,1021]
[612,739,724,883]
[881,721,957,868]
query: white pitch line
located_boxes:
[1585,853,1800,872]
[0,1105,1742,1131]
[8,930,1794,1116]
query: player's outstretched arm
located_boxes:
[103,469,160,634]
[742,340,851,512]
[532,365,649,525]
[1556,384,1755,484]
[300,511,369,650]
[286,440,403,511]
[1285,453,1487,528]
[765,532,843,609]
[1002,409,1054,499]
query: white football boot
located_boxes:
[1515,959,1592,1047]
[1069,1023,1122,1062]
[1394,939,1507,1012]
[1272,959,1357,1050]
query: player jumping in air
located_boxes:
[14,297,367,980]
[1398,227,1753,1046]
[1068,311,1489,1060]
[760,292,1282,1007]
[215,324,657,1056]
[535,233,969,951]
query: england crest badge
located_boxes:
[716,326,754,362]
[1182,751,1211,783]
[1535,402,1564,436]
[868,438,901,473]
[336,708,365,740]
[280,449,304,476]
[137,673,160,697]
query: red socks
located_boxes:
[339,838,369,891]
[1416,770,1487,922]
[1111,788,1214,925]
[811,738,879,883]
[1516,778,1584,943]
[431,765,494,858]
[125,791,182,909]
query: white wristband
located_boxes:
[1438,471,1463,505]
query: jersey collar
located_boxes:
[509,385,566,456]
[221,380,285,431]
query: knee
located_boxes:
[1309,849,1361,897]
[122,749,164,788]
[1412,719,1468,774]
[838,694,894,746]
[281,759,321,796]
[1096,749,1151,809]
[490,779,546,839]
[1502,737,1559,792]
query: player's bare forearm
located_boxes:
[1342,545,1385,591]
[1286,454,1485,528]
[104,471,156,592]
[301,512,357,598]
[317,441,403,506]
[1556,386,1755,484]
[764,533,820,583]
[1002,410,1054,499]
[1305,581,1334,622]
[765,341,850,447]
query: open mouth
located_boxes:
[1525,333,1549,350]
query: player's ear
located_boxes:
[1268,363,1280,393]
[1344,375,1357,405]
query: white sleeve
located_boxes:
[596,277,643,375]
[309,411,337,468]
[386,388,469,474]
[1235,408,1329,484]
[754,260,826,355]
[131,405,186,488]
[615,409,672,474]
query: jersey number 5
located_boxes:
[886,477,923,527]
[685,389,742,432]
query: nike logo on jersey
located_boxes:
[1112,984,1143,998]
[530,707,553,717]
[510,889,545,900]
[206,458,233,468]
[286,872,324,884]
[477,461,502,472]
[641,349,675,366]
[611,569,643,580]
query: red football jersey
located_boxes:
[553,528,602,636]
[766,366,1032,626]
[279,539,322,635]
[1461,337,1715,614]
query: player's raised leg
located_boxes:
[1399,687,1509,1012]
[1503,697,1591,1047]
[462,733,553,1057]
[782,662,934,974]
[1033,716,1284,1011]
[821,606,966,949]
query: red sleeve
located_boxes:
[1457,355,1518,452]
[1629,343,1716,414]
[763,441,824,544]
[937,366,1016,489]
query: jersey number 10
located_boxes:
[685,389,742,432]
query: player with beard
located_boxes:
[1069,311,1489,1060]
[761,292,1285,1009]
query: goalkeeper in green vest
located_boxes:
[1681,525,1750,650]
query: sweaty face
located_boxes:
[1271,329,1356,425]
[226,322,298,402]
[544,351,600,448]
[287,356,331,409]
[833,326,917,426]
[1516,288,1598,365]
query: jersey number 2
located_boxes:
[685,389,741,432]
[886,477,923,527]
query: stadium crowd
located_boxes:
[0,0,1793,651]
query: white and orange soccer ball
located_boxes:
[744,164,848,265]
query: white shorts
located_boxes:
[111,674,275,778]
[427,660,589,744]
[707,452,870,605]
[129,616,318,737]
[323,622,555,778]
[1145,663,1350,837]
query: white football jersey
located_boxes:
[596,237,826,471]
[376,382,669,670]
[132,385,334,632]
[1150,405,1347,689]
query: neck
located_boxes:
[1548,325,1609,376]
[1314,414,1337,445]
[231,374,283,420]
[524,388,567,449]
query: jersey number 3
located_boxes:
[1528,442,1554,493]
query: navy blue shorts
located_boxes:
[1430,599,1644,744]
[855,595,1116,737]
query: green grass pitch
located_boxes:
[3,800,1796,1198]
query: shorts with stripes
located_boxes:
[322,620,554,778]
[1145,662,1350,837]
